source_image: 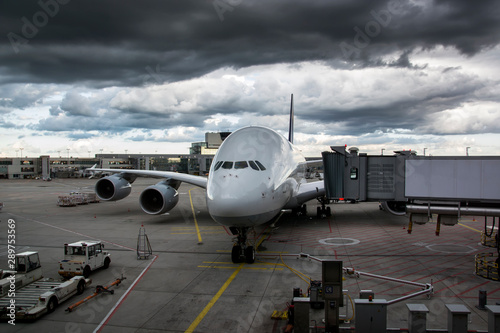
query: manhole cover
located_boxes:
[318,238,360,246]
[426,244,476,254]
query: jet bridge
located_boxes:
[322,146,500,226]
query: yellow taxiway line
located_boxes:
[458,222,482,233]
[184,263,244,333]
[188,187,203,244]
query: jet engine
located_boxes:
[140,181,179,215]
[380,201,407,216]
[95,175,132,201]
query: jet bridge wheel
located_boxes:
[316,206,331,218]
[316,196,331,218]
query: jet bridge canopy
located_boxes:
[322,146,500,221]
[405,158,500,202]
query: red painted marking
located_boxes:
[222,226,232,236]
[456,280,491,296]
[96,255,158,332]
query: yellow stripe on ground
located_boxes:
[202,261,283,266]
[255,226,270,250]
[199,261,284,271]
[215,249,289,254]
[172,226,221,229]
[185,263,244,333]
[458,223,482,233]
[188,188,203,244]
[171,232,224,235]
[198,265,283,271]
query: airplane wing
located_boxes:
[87,166,207,189]
[304,159,323,165]
[296,180,325,205]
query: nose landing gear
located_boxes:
[230,227,256,264]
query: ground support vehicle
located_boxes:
[59,240,111,279]
[57,192,99,207]
[0,251,91,321]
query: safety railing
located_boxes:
[475,252,500,281]
[480,230,498,248]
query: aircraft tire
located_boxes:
[231,245,242,263]
[245,246,255,264]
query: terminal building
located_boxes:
[0,132,232,180]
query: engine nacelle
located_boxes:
[140,181,179,215]
[380,201,407,216]
[95,175,132,201]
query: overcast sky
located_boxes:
[1,0,499,158]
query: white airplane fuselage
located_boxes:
[206,126,306,228]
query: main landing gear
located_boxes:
[229,227,256,264]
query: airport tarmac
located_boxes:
[0,178,498,332]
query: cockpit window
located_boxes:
[214,160,266,171]
[222,161,233,169]
[248,161,259,171]
[214,161,223,171]
[255,160,266,170]
[234,161,248,169]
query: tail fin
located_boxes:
[288,93,294,143]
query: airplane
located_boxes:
[87,95,326,263]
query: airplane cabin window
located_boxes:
[214,161,223,171]
[255,160,266,170]
[234,161,248,169]
[222,161,233,169]
[249,161,259,170]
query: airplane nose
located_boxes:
[207,173,267,219]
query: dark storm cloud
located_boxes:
[1,0,499,87]
[34,108,207,133]
[1,0,499,156]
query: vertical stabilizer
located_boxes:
[288,94,294,143]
